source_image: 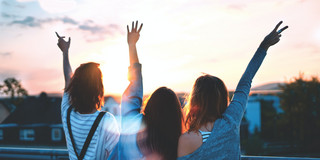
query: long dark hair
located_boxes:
[185,74,229,132]
[65,62,104,114]
[141,87,184,160]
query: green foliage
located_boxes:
[279,75,320,152]
[260,100,278,141]
[0,78,28,105]
[241,133,264,155]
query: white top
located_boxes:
[61,93,120,160]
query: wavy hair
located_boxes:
[185,74,229,132]
[65,62,104,114]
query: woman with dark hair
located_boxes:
[177,21,288,159]
[112,21,184,160]
[57,32,119,160]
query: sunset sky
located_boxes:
[0,0,319,96]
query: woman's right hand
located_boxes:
[259,21,288,50]
[127,21,143,46]
[56,32,71,53]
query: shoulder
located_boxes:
[100,112,119,133]
[177,131,202,157]
[102,112,118,125]
[61,92,70,115]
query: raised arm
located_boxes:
[127,21,143,65]
[121,21,144,116]
[226,21,288,123]
[56,32,72,89]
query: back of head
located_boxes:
[185,74,229,132]
[142,87,184,160]
[66,62,104,114]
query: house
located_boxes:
[0,100,16,124]
[0,92,65,146]
[243,83,283,134]
[0,92,122,147]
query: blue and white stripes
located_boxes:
[61,93,120,160]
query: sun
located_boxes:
[99,44,130,95]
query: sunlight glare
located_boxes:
[99,44,129,95]
[38,0,77,13]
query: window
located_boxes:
[51,128,62,141]
[0,129,3,140]
[20,129,35,141]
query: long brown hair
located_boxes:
[185,74,229,132]
[65,62,104,114]
[141,87,184,160]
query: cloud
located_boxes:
[77,23,122,42]
[1,13,16,18]
[60,17,78,25]
[0,52,12,57]
[8,16,74,27]
[1,1,10,6]
[78,24,104,34]
[10,16,42,27]
[8,16,122,42]
[1,0,26,8]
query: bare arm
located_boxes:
[56,32,72,89]
[127,21,143,65]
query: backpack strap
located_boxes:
[67,107,106,160]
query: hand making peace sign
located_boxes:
[260,21,288,50]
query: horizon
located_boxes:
[0,81,284,98]
[1,0,320,95]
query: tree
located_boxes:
[279,74,320,153]
[260,100,278,141]
[0,78,28,105]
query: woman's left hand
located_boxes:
[259,21,288,50]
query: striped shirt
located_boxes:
[199,130,211,143]
[61,93,120,160]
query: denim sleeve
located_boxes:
[121,63,143,117]
[224,47,267,125]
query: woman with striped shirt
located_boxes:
[57,32,120,160]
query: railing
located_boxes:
[0,147,319,160]
[0,147,68,160]
[242,156,320,160]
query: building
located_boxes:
[0,92,65,146]
[243,83,283,134]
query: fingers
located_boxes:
[131,21,134,32]
[273,21,283,32]
[135,21,138,32]
[277,26,288,34]
[55,32,60,38]
[138,23,143,33]
[128,21,142,33]
[68,37,71,43]
[55,32,66,39]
